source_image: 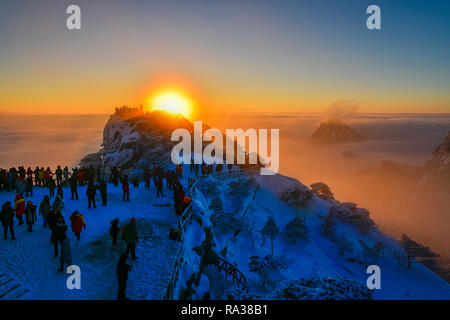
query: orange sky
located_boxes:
[0,1,449,116]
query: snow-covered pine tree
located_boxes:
[280,187,314,210]
[284,216,308,244]
[335,235,354,256]
[310,182,335,201]
[260,216,279,255]
[400,234,439,270]
[321,209,337,238]
[248,255,290,287]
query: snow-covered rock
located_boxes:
[80,109,192,174]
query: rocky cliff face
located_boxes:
[80,109,192,174]
[424,131,450,176]
[311,119,364,144]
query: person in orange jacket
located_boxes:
[182,196,192,213]
[69,211,86,241]
[14,193,25,225]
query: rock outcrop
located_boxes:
[80,107,192,174]
[311,119,364,144]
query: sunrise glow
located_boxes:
[149,90,193,118]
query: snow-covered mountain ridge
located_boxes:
[171,170,449,299]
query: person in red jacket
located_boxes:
[69,211,86,241]
[14,193,25,225]
[44,167,52,187]
[122,175,129,201]
[77,169,84,187]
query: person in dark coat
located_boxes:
[86,181,97,209]
[117,253,132,300]
[57,184,64,199]
[46,208,58,231]
[144,168,151,190]
[122,218,138,260]
[48,178,55,198]
[39,195,51,228]
[52,215,67,258]
[25,168,33,196]
[34,166,40,186]
[70,170,79,200]
[109,218,119,246]
[55,166,63,187]
[155,176,163,197]
[25,201,37,232]
[58,235,72,272]
[0,201,15,240]
[99,180,107,206]
[111,167,119,187]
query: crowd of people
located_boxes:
[0,162,198,300]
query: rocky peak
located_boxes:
[425,131,450,174]
[311,119,364,144]
[80,109,192,173]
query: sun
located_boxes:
[149,90,193,118]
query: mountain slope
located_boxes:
[71,109,449,299]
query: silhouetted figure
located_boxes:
[156,176,163,197]
[122,176,129,201]
[86,181,97,208]
[51,215,67,258]
[48,178,56,198]
[70,170,79,200]
[110,218,119,246]
[117,253,132,300]
[111,167,119,187]
[122,218,138,260]
[0,201,15,240]
[100,180,107,206]
[58,235,72,272]
[25,201,37,232]
[55,165,63,187]
[39,195,51,228]
[25,167,33,196]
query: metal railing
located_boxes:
[162,180,197,300]
[162,166,259,299]
[192,165,261,186]
[216,257,249,293]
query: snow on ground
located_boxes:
[1,165,449,300]
[0,183,180,300]
[207,174,450,300]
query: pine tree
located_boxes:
[260,216,279,255]
[400,234,439,270]
[248,255,289,287]
[321,210,336,238]
[310,182,334,200]
[284,216,308,244]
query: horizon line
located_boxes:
[1,111,450,117]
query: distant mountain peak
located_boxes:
[425,130,450,174]
[311,119,364,144]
